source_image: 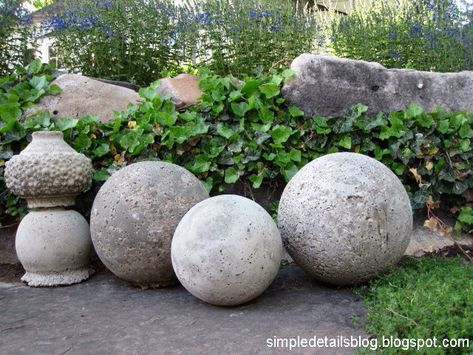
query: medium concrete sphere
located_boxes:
[16,209,92,286]
[90,161,208,288]
[171,195,282,306]
[278,153,412,286]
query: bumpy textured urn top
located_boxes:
[4,131,92,208]
[278,152,413,286]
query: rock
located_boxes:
[171,195,282,306]
[405,223,473,257]
[90,161,208,288]
[278,152,412,286]
[282,54,473,116]
[156,74,202,110]
[26,74,140,122]
[16,210,92,287]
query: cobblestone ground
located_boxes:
[0,265,367,355]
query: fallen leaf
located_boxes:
[424,217,438,232]
[426,196,440,210]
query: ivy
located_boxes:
[0,63,472,235]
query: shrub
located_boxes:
[0,0,37,76]
[325,0,473,72]
[0,63,472,233]
[44,0,319,84]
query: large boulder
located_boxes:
[156,74,202,110]
[282,54,473,116]
[27,74,141,122]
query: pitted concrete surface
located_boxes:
[0,265,367,355]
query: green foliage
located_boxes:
[47,0,319,84]
[356,257,473,354]
[0,60,59,225]
[325,0,473,72]
[0,64,472,234]
[0,0,37,76]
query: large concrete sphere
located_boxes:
[278,153,412,286]
[90,161,208,288]
[171,195,282,306]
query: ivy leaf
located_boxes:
[93,168,110,182]
[405,103,423,119]
[289,148,302,162]
[249,173,264,188]
[224,167,239,184]
[288,106,304,118]
[337,135,352,149]
[29,76,48,91]
[458,207,473,224]
[283,164,299,181]
[437,120,449,134]
[119,129,143,153]
[259,83,280,99]
[0,101,21,118]
[241,79,259,96]
[190,155,211,173]
[55,117,78,131]
[73,135,92,152]
[231,102,249,117]
[24,109,51,129]
[156,111,178,126]
[93,143,110,157]
[47,84,62,95]
[458,123,473,138]
[271,125,292,145]
[216,124,235,139]
[281,69,294,78]
[459,139,470,152]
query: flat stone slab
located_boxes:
[283,54,473,116]
[0,265,366,354]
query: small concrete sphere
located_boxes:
[171,195,282,306]
[90,161,208,288]
[16,209,92,286]
[278,153,412,286]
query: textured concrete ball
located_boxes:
[90,161,208,288]
[171,195,282,306]
[278,153,412,286]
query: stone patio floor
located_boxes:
[0,265,367,355]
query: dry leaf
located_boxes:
[425,161,434,170]
[409,168,421,184]
[426,196,440,210]
[424,217,438,232]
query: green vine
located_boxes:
[0,61,472,234]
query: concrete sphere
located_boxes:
[16,210,92,286]
[171,195,282,306]
[278,153,412,286]
[90,161,208,288]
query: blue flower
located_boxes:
[196,11,212,27]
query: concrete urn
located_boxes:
[4,131,93,286]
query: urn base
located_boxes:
[21,268,93,287]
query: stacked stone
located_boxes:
[5,131,93,287]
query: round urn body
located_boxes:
[16,209,92,286]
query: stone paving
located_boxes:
[0,265,367,355]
